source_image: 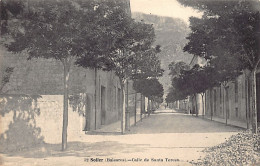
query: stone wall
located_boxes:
[0,45,124,151]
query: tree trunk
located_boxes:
[245,77,249,129]
[210,89,213,121]
[205,92,207,117]
[143,96,146,118]
[225,87,227,125]
[221,82,228,125]
[195,94,198,117]
[222,85,225,119]
[120,80,126,134]
[140,94,143,122]
[125,79,130,131]
[224,86,229,126]
[148,98,151,117]
[251,69,258,133]
[248,75,251,129]
[191,96,194,116]
[94,68,97,130]
[62,63,70,151]
[201,93,205,118]
[134,92,137,125]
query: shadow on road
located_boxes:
[1,141,149,158]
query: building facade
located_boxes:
[176,55,260,129]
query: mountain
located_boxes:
[132,12,193,98]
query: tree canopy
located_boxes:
[179,0,260,71]
[2,0,163,148]
[133,78,164,99]
[177,0,260,132]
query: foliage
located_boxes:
[167,0,253,103]
[166,62,218,103]
[0,0,24,36]
[166,87,187,103]
[68,94,86,116]
[183,10,244,85]
[131,45,164,80]
[3,0,143,149]
[166,61,189,103]
[179,0,260,72]
[133,78,164,99]
[178,0,260,132]
[193,129,260,166]
[6,0,104,63]
[168,61,189,78]
[0,67,14,93]
[153,96,164,104]
[72,1,162,83]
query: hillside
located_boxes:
[132,12,193,98]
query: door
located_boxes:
[101,86,106,125]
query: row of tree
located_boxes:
[1,0,164,150]
[167,0,260,133]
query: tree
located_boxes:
[110,11,159,130]
[133,78,164,115]
[4,0,129,150]
[130,44,163,119]
[133,78,164,99]
[166,62,190,104]
[166,61,220,116]
[178,0,260,132]
[166,61,190,107]
[168,61,189,78]
[4,0,161,144]
[128,44,163,124]
[131,45,163,80]
[75,0,159,133]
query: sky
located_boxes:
[130,0,202,23]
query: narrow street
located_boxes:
[1,1,259,165]
[1,108,243,166]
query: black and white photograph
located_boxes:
[1,0,260,165]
